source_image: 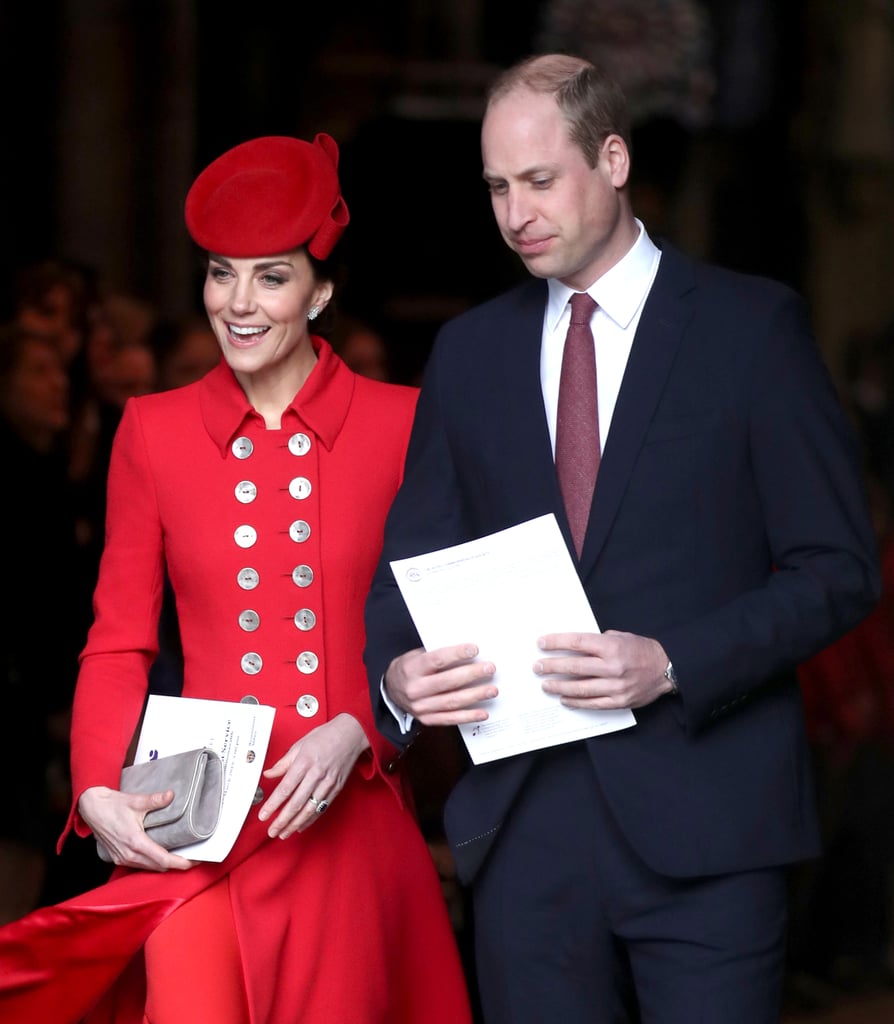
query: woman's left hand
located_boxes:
[257,713,369,839]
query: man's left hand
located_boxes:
[535,630,674,709]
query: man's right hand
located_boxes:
[384,644,498,726]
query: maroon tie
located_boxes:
[556,292,600,556]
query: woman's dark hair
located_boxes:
[306,248,344,335]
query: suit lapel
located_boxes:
[496,279,572,527]
[579,244,696,576]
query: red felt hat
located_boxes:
[184,133,349,259]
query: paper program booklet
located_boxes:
[390,513,635,765]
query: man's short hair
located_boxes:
[486,54,631,168]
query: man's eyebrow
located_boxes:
[482,165,555,183]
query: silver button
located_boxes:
[238,609,260,632]
[237,567,260,590]
[292,564,314,588]
[232,436,254,460]
[288,477,312,500]
[234,525,257,549]
[294,608,316,631]
[240,695,260,705]
[296,651,319,674]
[288,433,311,456]
[289,520,311,543]
[241,652,263,675]
[235,480,257,504]
[296,693,319,717]
[251,786,265,805]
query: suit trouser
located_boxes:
[472,743,787,1024]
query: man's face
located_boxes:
[482,88,631,291]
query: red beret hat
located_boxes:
[184,133,349,260]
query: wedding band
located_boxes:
[308,795,329,814]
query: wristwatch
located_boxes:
[664,661,679,695]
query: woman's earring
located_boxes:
[307,305,320,321]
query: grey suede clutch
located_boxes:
[96,747,224,862]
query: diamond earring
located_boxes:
[307,305,320,321]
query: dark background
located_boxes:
[3,0,892,383]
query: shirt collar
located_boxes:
[545,220,660,332]
[200,336,354,457]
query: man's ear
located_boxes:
[601,134,631,190]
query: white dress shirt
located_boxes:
[542,221,661,455]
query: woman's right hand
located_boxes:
[78,786,195,871]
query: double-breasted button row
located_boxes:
[236,479,311,504]
[235,432,312,461]
[240,691,320,724]
[231,431,320,711]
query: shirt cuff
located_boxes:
[380,676,415,735]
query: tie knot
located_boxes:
[569,292,597,326]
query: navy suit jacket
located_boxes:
[365,242,880,884]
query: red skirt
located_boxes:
[0,770,473,1023]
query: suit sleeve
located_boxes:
[657,292,881,730]
[364,338,467,748]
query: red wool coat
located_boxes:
[0,342,472,1023]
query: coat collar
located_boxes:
[199,336,355,458]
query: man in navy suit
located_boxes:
[364,54,880,1023]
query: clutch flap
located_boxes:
[121,747,213,828]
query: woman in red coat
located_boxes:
[0,134,472,1023]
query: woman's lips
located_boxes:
[227,324,269,346]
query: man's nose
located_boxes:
[505,188,534,232]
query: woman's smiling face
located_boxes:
[203,248,332,388]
